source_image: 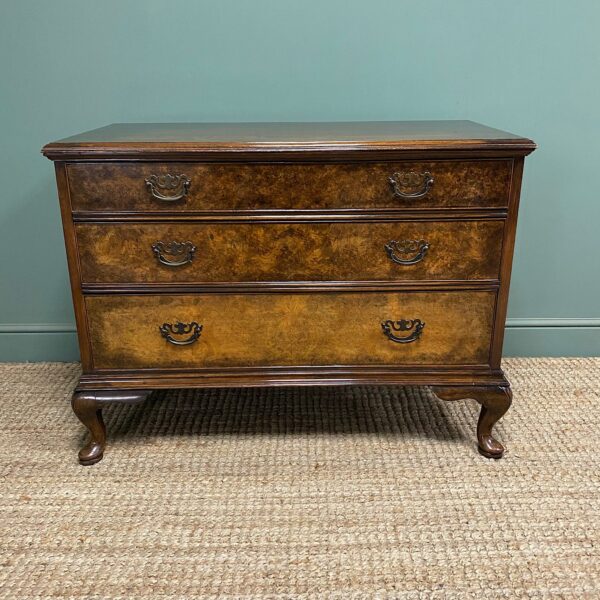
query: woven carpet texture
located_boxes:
[1,358,599,599]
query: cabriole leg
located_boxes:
[71,390,151,466]
[433,385,512,459]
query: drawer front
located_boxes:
[67,160,511,212]
[76,220,504,284]
[86,291,495,369]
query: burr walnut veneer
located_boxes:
[43,121,535,465]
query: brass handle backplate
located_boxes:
[381,319,425,344]
[385,239,430,265]
[389,171,433,199]
[152,241,196,267]
[145,174,191,202]
[159,321,202,346]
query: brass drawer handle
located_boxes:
[382,319,425,344]
[389,171,433,199]
[385,239,430,265]
[145,174,191,202]
[152,241,196,267]
[159,321,202,346]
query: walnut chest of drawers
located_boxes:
[43,121,536,465]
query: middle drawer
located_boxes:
[75,220,504,284]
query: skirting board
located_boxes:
[0,319,598,361]
[502,319,600,357]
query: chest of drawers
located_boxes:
[43,121,535,465]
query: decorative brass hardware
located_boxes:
[381,319,425,344]
[388,171,433,199]
[159,321,202,346]
[145,174,191,202]
[385,239,430,265]
[151,241,196,267]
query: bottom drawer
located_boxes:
[85,291,496,369]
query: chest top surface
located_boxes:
[42,120,535,160]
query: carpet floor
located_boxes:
[0,358,599,599]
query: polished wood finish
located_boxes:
[66,160,511,212]
[71,390,151,465]
[433,386,512,458]
[85,291,495,369]
[55,163,94,367]
[75,220,504,284]
[42,121,536,160]
[43,121,535,464]
[76,367,509,391]
[490,157,525,370]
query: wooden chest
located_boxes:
[43,121,535,465]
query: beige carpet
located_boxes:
[0,358,599,599]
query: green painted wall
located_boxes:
[1,0,598,360]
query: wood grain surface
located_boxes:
[75,220,504,284]
[42,121,536,160]
[67,160,511,212]
[85,291,496,369]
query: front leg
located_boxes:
[71,390,151,465]
[72,392,106,466]
[433,385,512,459]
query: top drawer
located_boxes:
[66,160,512,213]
